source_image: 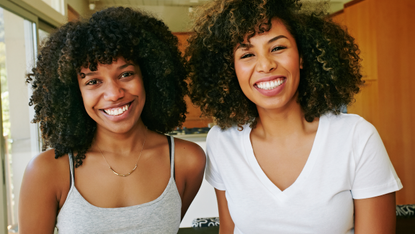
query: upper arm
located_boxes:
[18,150,67,234]
[354,192,397,234]
[174,139,206,218]
[352,120,402,198]
[215,189,235,234]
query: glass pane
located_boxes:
[38,28,49,47]
[0,7,40,233]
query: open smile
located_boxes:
[102,101,133,116]
[253,76,287,97]
[255,78,286,90]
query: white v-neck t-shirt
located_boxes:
[205,113,402,234]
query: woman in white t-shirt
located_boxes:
[186,0,402,233]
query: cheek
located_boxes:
[234,62,251,86]
[234,63,254,101]
[128,80,146,109]
[285,53,301,72]
[78,88,96,112]
[80,93,95,116]
[234,62,248,78]
[138,87,146,103]
[133,80,146,99]
[78,83,91,108]
[236,76,253,103]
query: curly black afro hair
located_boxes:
[26,7,188,167]
[186,0,363,129]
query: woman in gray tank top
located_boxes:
[19,7,206,234]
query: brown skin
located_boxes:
[215,189,235,234]
[19,135,205,233]
[215,18,396,234]
[18,58,206,233]
[354,193,397,234]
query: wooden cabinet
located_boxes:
[348,80,380,127]
[332,1,380,128]
[174,33,213,129]
[344,0,378,81]
[67,5,80,22]
[331,0,415,205]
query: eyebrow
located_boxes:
[236,35,289,50]
[79,63,135,78]
[118,63,135,70]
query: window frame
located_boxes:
[0,0,59,233]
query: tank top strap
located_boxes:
[67,152,75,188]
[168,136,175,178]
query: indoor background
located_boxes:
[0,0,413,233]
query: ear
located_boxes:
[300,57,303,69]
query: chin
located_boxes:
[97,122,136,134]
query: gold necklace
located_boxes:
[97,127,147,177]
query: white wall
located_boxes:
[178,139,219,228]
[330,2,346,13]
[137,5,191,32]
[22,0,66,24]
[66,0,90,18]
[93,4,191,32]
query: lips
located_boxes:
[102,102,132,116]
[256,78,285,90]
[254,76,287,97]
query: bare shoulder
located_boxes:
[19,149,70,233]
[173,138,206,217]
[174,138,206,171]
[25,149,69,179]
[22,149,70,200]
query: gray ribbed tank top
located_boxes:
[56,136,181,234]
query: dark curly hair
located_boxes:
[26,7,188,167]
[186,0,363,128]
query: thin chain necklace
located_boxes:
[97,127,147,177]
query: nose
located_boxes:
[256,54,277,73]
[104,80,125,101]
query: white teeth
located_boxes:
[104,104,130,116]
[257,79,284,90]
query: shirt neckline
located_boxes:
[242,115,326,200]
[72,176,178,211]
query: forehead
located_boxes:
[268,18,291,35]
[79,57,135,73]
[242,17,293,44]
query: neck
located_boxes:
[254,100,317,141]
[93,120,148,155]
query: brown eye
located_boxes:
[121,72,134,78]
[271,46,287,52]
[86,79,99,85]
[241,53,254,59]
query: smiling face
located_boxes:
[234,18,302,113]
[78,57,146,135]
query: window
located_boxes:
[0,7,39,233]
